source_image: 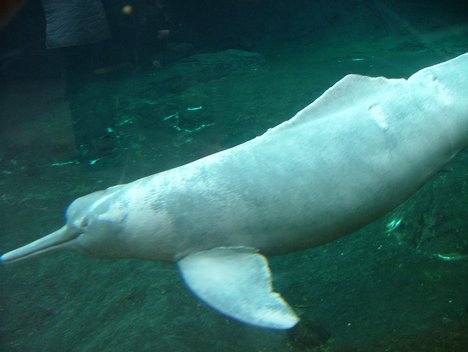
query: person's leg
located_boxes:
[61,43,116,161]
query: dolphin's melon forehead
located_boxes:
[66,186,124,219]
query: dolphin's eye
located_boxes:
[80,217,89,228]
[73,217,88,229]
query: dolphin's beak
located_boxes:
[1,226,80,264]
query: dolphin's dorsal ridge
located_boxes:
[177,246,299,329]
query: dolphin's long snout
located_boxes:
[1,226,79,264]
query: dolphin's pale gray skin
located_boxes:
[2,53,467,329]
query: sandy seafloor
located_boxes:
[0,31,467,351]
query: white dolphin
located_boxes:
[2,53,467,329]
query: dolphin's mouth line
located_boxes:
[2,241,72,263]
[1,226,82,264]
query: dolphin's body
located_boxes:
[2,53,468,329]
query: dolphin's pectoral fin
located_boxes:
[177,246,299,329]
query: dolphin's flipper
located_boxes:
[177,247,299,329]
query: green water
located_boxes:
[0,1,467,351]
